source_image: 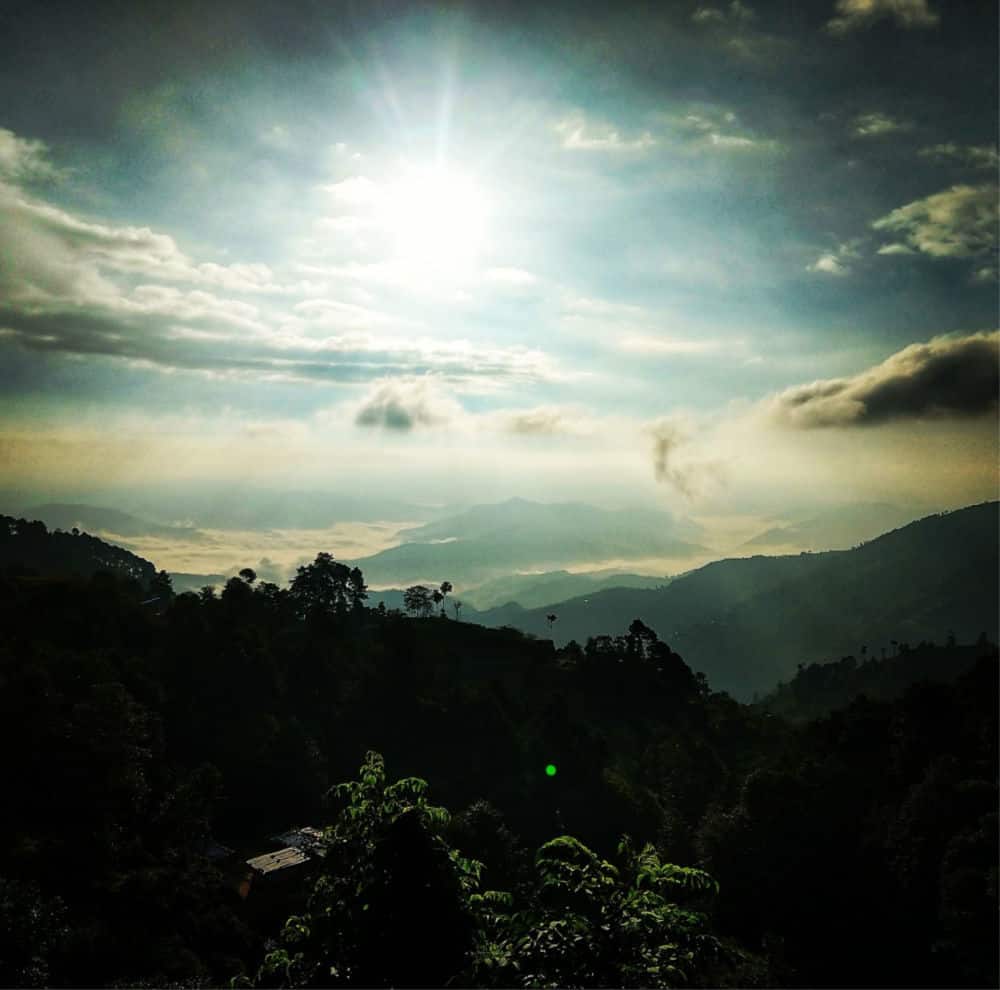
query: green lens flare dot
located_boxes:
[545,763,558,777]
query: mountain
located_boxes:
[0,512,157,585]
[352,498,709,586]
[461,569,671,611]
[22,503,205,541]
[115,488,440,529]
[169,571,228,593]
[758,639,997,722]
[474,502,999,700]
[742,502,926,551]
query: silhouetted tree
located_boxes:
[290,552,353,617]
[348,566,368,611]
[404,585,434,617]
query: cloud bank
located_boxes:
[771,332,999,428]
[827,0,939,35]
[872,184,999,260]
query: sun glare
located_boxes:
[378,165,490,277]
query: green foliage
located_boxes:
[469,834,725,989]
[0,523,995,989]
[255,753,479,987]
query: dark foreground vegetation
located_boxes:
[0,517,997,987]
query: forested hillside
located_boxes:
[0,513,158,586]
[0,529,995,987]
[477,503,999,698]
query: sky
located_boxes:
[0,0,997,520]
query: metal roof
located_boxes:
[246,846,309,875]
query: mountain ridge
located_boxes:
[474,502,999,699]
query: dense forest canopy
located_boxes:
[0,511,996,988]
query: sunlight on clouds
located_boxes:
[321,164,491,283]
[378,165,490,276]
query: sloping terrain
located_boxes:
[476,503,999,699]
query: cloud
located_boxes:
[876,243,915,256]
[494,405,595,437]
[647,418,724,499]
[770,332,999,428]
[0,128,557,389]
[919,143,1000,171]
[852,112,912,138]
[872,184,998,260]
[808,253,851,276]
[0,128,62,182]
[692,1,755,24]
[323,175,380,207]
[354,377,464,431]
[827,0,939,35]
[668,108,781,153]
[807,240,863,276]
[555,113,655,152]
[619,333,725,355]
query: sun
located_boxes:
[377,165,490,277]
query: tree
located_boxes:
[254,753,482,988]
[289,552,354,617]
[403,585,434,617]
[149,569,174,602]
[452,599,464,621]
[546,613,557,632]
[238,567,257,585]
[438,581,453,616]
[348,566,368,611]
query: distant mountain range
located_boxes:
[742,502,925,551]
[474,502,999,700]
[461,569,671,611]
[114,489,440,529]
[351,498,708,586]
[21,503,205,542]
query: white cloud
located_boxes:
[692,1,755,23]
[919,143,1000,171]
[872,184,998,259]
[876,243,916,256]
[554,113,655,152]
[483,267,539,288]
[0,128,61,182]
[323,175,380,206]
[619,334,725,356]
[0,128,560,389]
[670,108,781,153]
[827,0,939,35]
[493,405,594,437]
[852,112,912,138]
[808,254,850,276]
[807,240,863,276]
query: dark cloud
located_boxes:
[648,418,724,499]
[772,332,999,427]
[354,378,460,431]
